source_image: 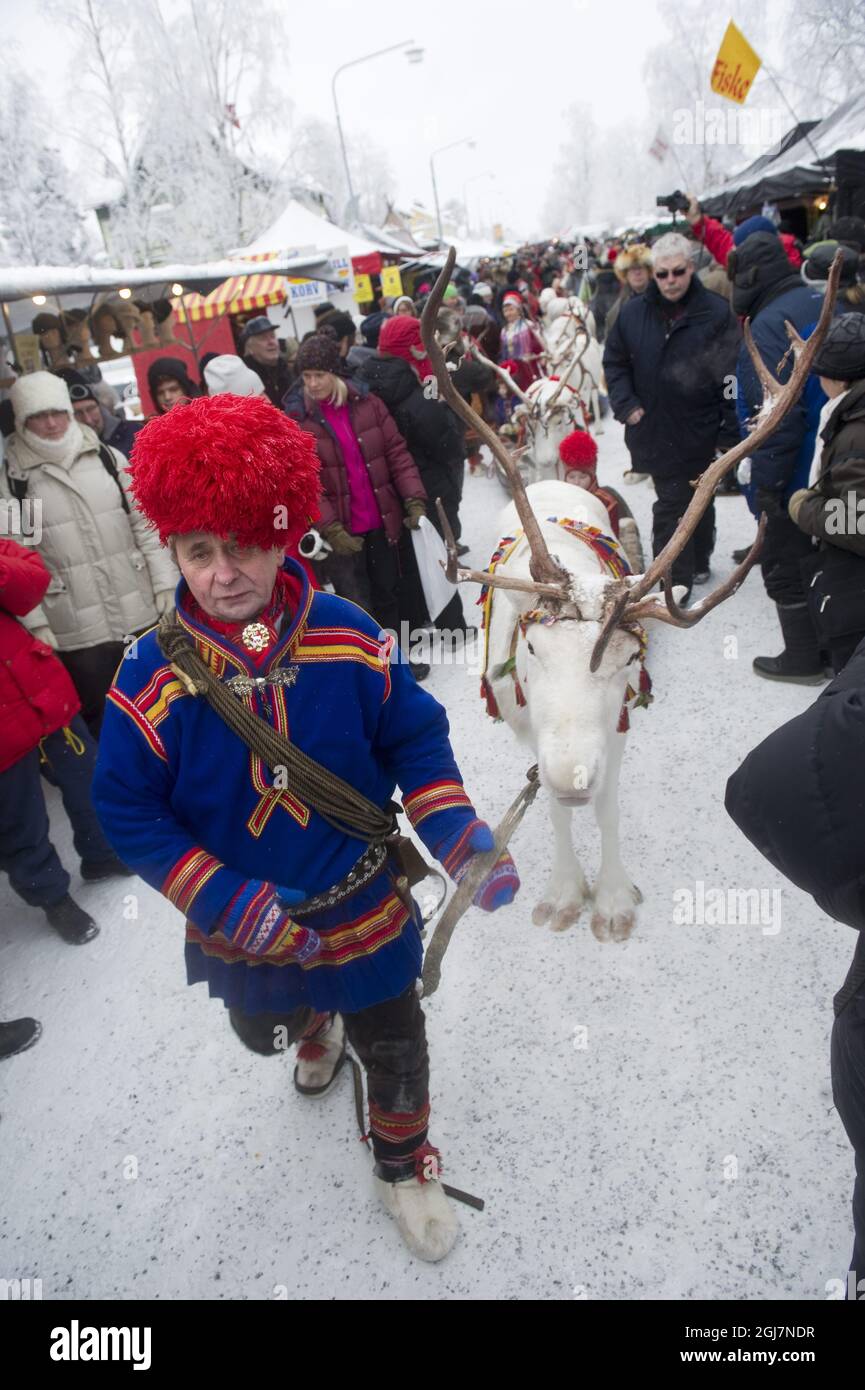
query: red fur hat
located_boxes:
[558,429,598,470]
[129,394,320,550]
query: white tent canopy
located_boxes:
[234,199,385,262]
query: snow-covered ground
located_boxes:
[0,422,855,1301]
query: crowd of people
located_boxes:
[2,199,865,1273]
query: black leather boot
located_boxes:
[44,895,100,945]
[753,603,826,684]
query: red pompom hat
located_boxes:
[129,393,321,551]
[558,429,598,470]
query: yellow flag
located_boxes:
[353,273,374,304]
[710,20,761,105]
[380,265,403,298]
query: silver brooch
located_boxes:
[226,666,299,697]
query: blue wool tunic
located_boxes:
[92,561,478,1015]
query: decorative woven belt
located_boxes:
[290,842,389,918]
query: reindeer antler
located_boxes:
[589,250,844,672]
[468,341,534,407]
[420,247,571,593]
[546,332,589,410]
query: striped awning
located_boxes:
[173,253,286,323]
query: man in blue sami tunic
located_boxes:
[92,393,520,1262]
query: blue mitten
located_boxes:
[435,818,520,913]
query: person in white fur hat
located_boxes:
[203,354,266,397]
[0,372,176,734]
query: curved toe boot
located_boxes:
[375,1173,460,1262]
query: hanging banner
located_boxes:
[380,265,403,298]
[710,20,762,105]
[353,273,374,303]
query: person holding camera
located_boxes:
[603,232,740,599]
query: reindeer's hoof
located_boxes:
[532,901,554,926]
[590,911,613,943]
[609,911,637,942]
[551,904,582,932]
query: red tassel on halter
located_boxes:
[480,675,500,720]
[514,678,527,708]
[617,702,630,733]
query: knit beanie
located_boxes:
[733,215,778,247]
[812,313,865,383]
[802,240,859,287]
[10,370,73,428]
[146,356,200,412]
[294,334,342,376]
[52,367,98,404]
[203,355,266,397]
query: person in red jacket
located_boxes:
[0,539,130,950]
[685,194,803,272]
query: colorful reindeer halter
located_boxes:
[478,518,652,732]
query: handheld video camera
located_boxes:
[656,190,690,215]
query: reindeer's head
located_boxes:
[496,561,649,802]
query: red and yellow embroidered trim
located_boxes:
[403,779,472,828]
[186,889,409,969]
[163,847,222,914]
[292,625,391,675]
[368,1100,430,1145]
[106,688,168,763]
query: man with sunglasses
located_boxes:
[603,232,740,599]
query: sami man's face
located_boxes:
[173,533,283,623]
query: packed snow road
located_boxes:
[0,421,853,1300]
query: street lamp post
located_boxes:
[332,42,424,224]
[430,137,476,245]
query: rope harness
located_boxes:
[478,518,653,732]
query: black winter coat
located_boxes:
[603,279,741,477]
[357,353,465,532]
[725,642,865,1006]
[243,353,295,409]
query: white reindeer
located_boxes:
[420,246,840,944]
[484,479,650,939]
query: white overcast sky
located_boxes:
[2,0,799,239]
